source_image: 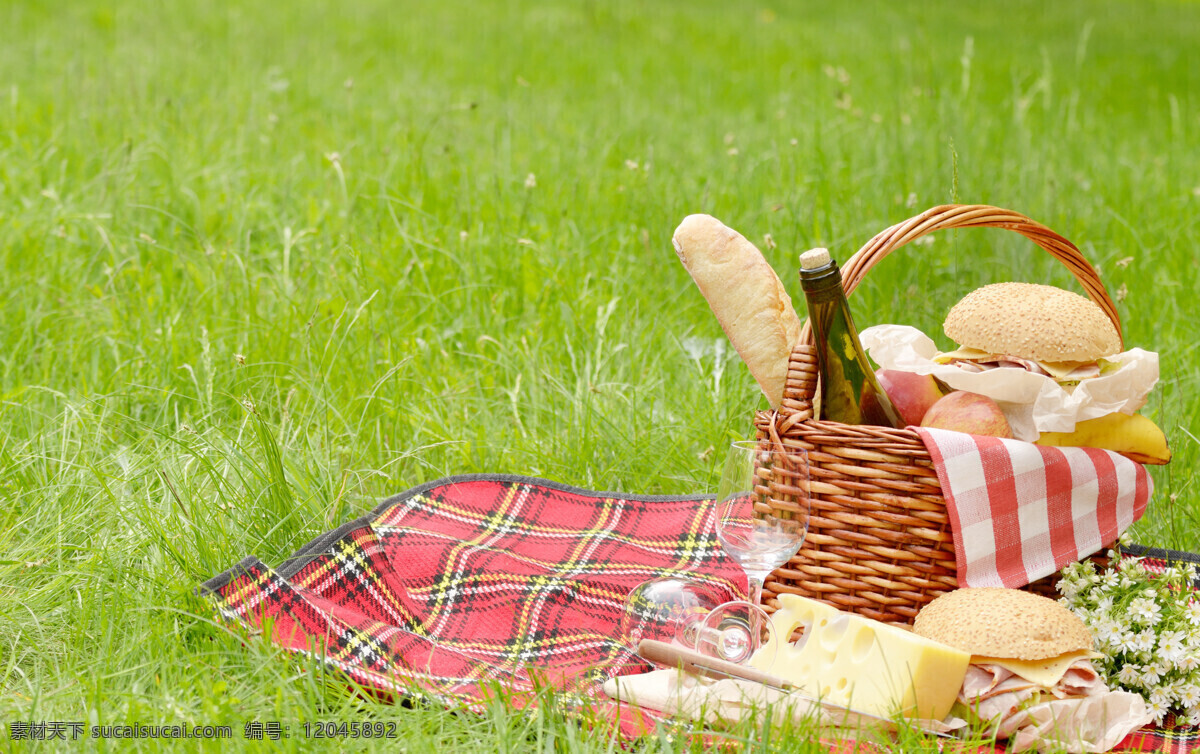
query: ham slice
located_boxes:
[961,664,1040,724]
[1054,662,1105,698]
[942,356,1102,382]
[959,659,1152,753]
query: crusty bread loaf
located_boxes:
[672,215,802,408]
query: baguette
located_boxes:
[672,214,802,408]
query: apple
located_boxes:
[920,391,1014,438]
[876,369,944,427]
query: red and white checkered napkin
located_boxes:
[914,427,1153,589]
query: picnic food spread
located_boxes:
[610,588,1153,750]
[655,205,1176,749]
[862,316,1163,446]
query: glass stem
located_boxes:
[747,573,765,606]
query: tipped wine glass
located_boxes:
[619,577,722,650]
[715,439,811,608]
[619,577,777,667]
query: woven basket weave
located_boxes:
[753,204,1123,625]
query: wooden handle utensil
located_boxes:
[636,639,795,689]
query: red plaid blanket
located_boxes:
[201,475,743,738]
[201,474,1199,750]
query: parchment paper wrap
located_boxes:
[1001,693,1154,753]
[603,668,964,737]
[860,325,1160,442]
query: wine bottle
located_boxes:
[798,248,903,428]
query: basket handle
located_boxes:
[797,204,1124,348]
[785,205,1124,420]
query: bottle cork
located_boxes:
[799,248,832,269]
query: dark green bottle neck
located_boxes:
[798,260,845,298]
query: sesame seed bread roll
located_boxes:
[913,587,1093,661]
[943,282,1121,363]
[672,214,802,408]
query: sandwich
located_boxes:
[935,282,1170,464]
[936,282,1121,387]
[914,588,1151,752]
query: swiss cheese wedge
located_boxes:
[752,594,969,721]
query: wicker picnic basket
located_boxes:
[751,204,1124,626]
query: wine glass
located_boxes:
[619,577,777,666]
[693,597,775,665]
[715,440,811,608]
[618,577,723,649]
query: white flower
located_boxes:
[1130,596,1163,627]
[1058,580,1083,601]
[1117,664,1143,685]
[1158,630,1188,665]
[1060,549,1200,717]
[1189,625,1200,644]
[1186,600,1200,627]
[1092,618,1122,651]
[1115,631,1141,655]
[1146,697,1169,724]
[1062,561,1087,579]
[1177,684,1200,708]
[1135,630,1158,654]
[1140,663,1163,687]
[1159,679,1185,706]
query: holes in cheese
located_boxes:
[752,594,970,721]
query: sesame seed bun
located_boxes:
[943,282,1121,363]
[913,587,1093,661]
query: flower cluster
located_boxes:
[1058,534,1200,726]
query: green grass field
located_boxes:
[3,0,1198,750]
